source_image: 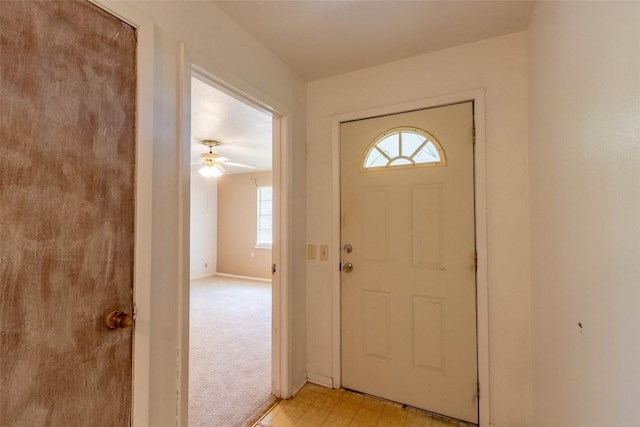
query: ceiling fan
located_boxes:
[194,140,256,178]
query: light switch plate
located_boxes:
[307,244,317,260]
[320,245,329,261]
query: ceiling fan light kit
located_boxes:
[199,164,223,178]
[198,140,224,178]
[195,139,256,179]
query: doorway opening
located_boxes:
[188,73,277,426]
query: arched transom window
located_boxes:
[361,127,446,170]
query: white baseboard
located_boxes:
[306,373,334,389]
[189,272,216,281]
[290,372,307,397]
[215,272,272,283]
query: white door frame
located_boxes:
[87,2,154,426]
[177,44,292,426]
[331,90,490,426]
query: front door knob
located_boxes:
[105,310,133,329]
[342,262,354,273]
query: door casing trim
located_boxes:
[177,44,292,426]
[330,90,489,426]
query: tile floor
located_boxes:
[255,383,476,427]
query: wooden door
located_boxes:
[341,102,478,423]
[0,1,137,425]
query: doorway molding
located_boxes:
[177,44,292,427]
[330,89,490,426]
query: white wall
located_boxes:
[307,32,532,427]
[190,171,217,280]
[114,1,307,425]
[528,3,640,426]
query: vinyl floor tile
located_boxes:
[255,383,477,427]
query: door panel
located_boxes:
[0,1,136,425]
[341,103,477,423]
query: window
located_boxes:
[362,127,446,170]
[256,185,273,248]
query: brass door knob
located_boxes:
[342,262,354,273]
[105,310,133,329]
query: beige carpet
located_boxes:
[189,276,277,427]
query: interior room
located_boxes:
[1,1,638,427]
[188,75,275,426]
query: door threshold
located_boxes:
[342,388,478,427]
[249,398,282,427]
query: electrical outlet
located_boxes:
[320,245,329,261]
[307,244,317,260]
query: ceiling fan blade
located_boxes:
[223,161,256,169]
[215,164,226,173]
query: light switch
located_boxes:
[307,244,317,260]
[320,245,329,261]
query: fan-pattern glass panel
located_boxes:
[389,158,412,166]
[413,143,440,164]
[362,128,446,170]
[364,148,388,168]
[401,132,426,157]
[376,134,400,158]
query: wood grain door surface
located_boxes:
[0,1,136,425]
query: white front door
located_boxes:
[340,102,478,423]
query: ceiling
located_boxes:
[193,1,534,172]
[213,0,535,81]
[191,76,273,174]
